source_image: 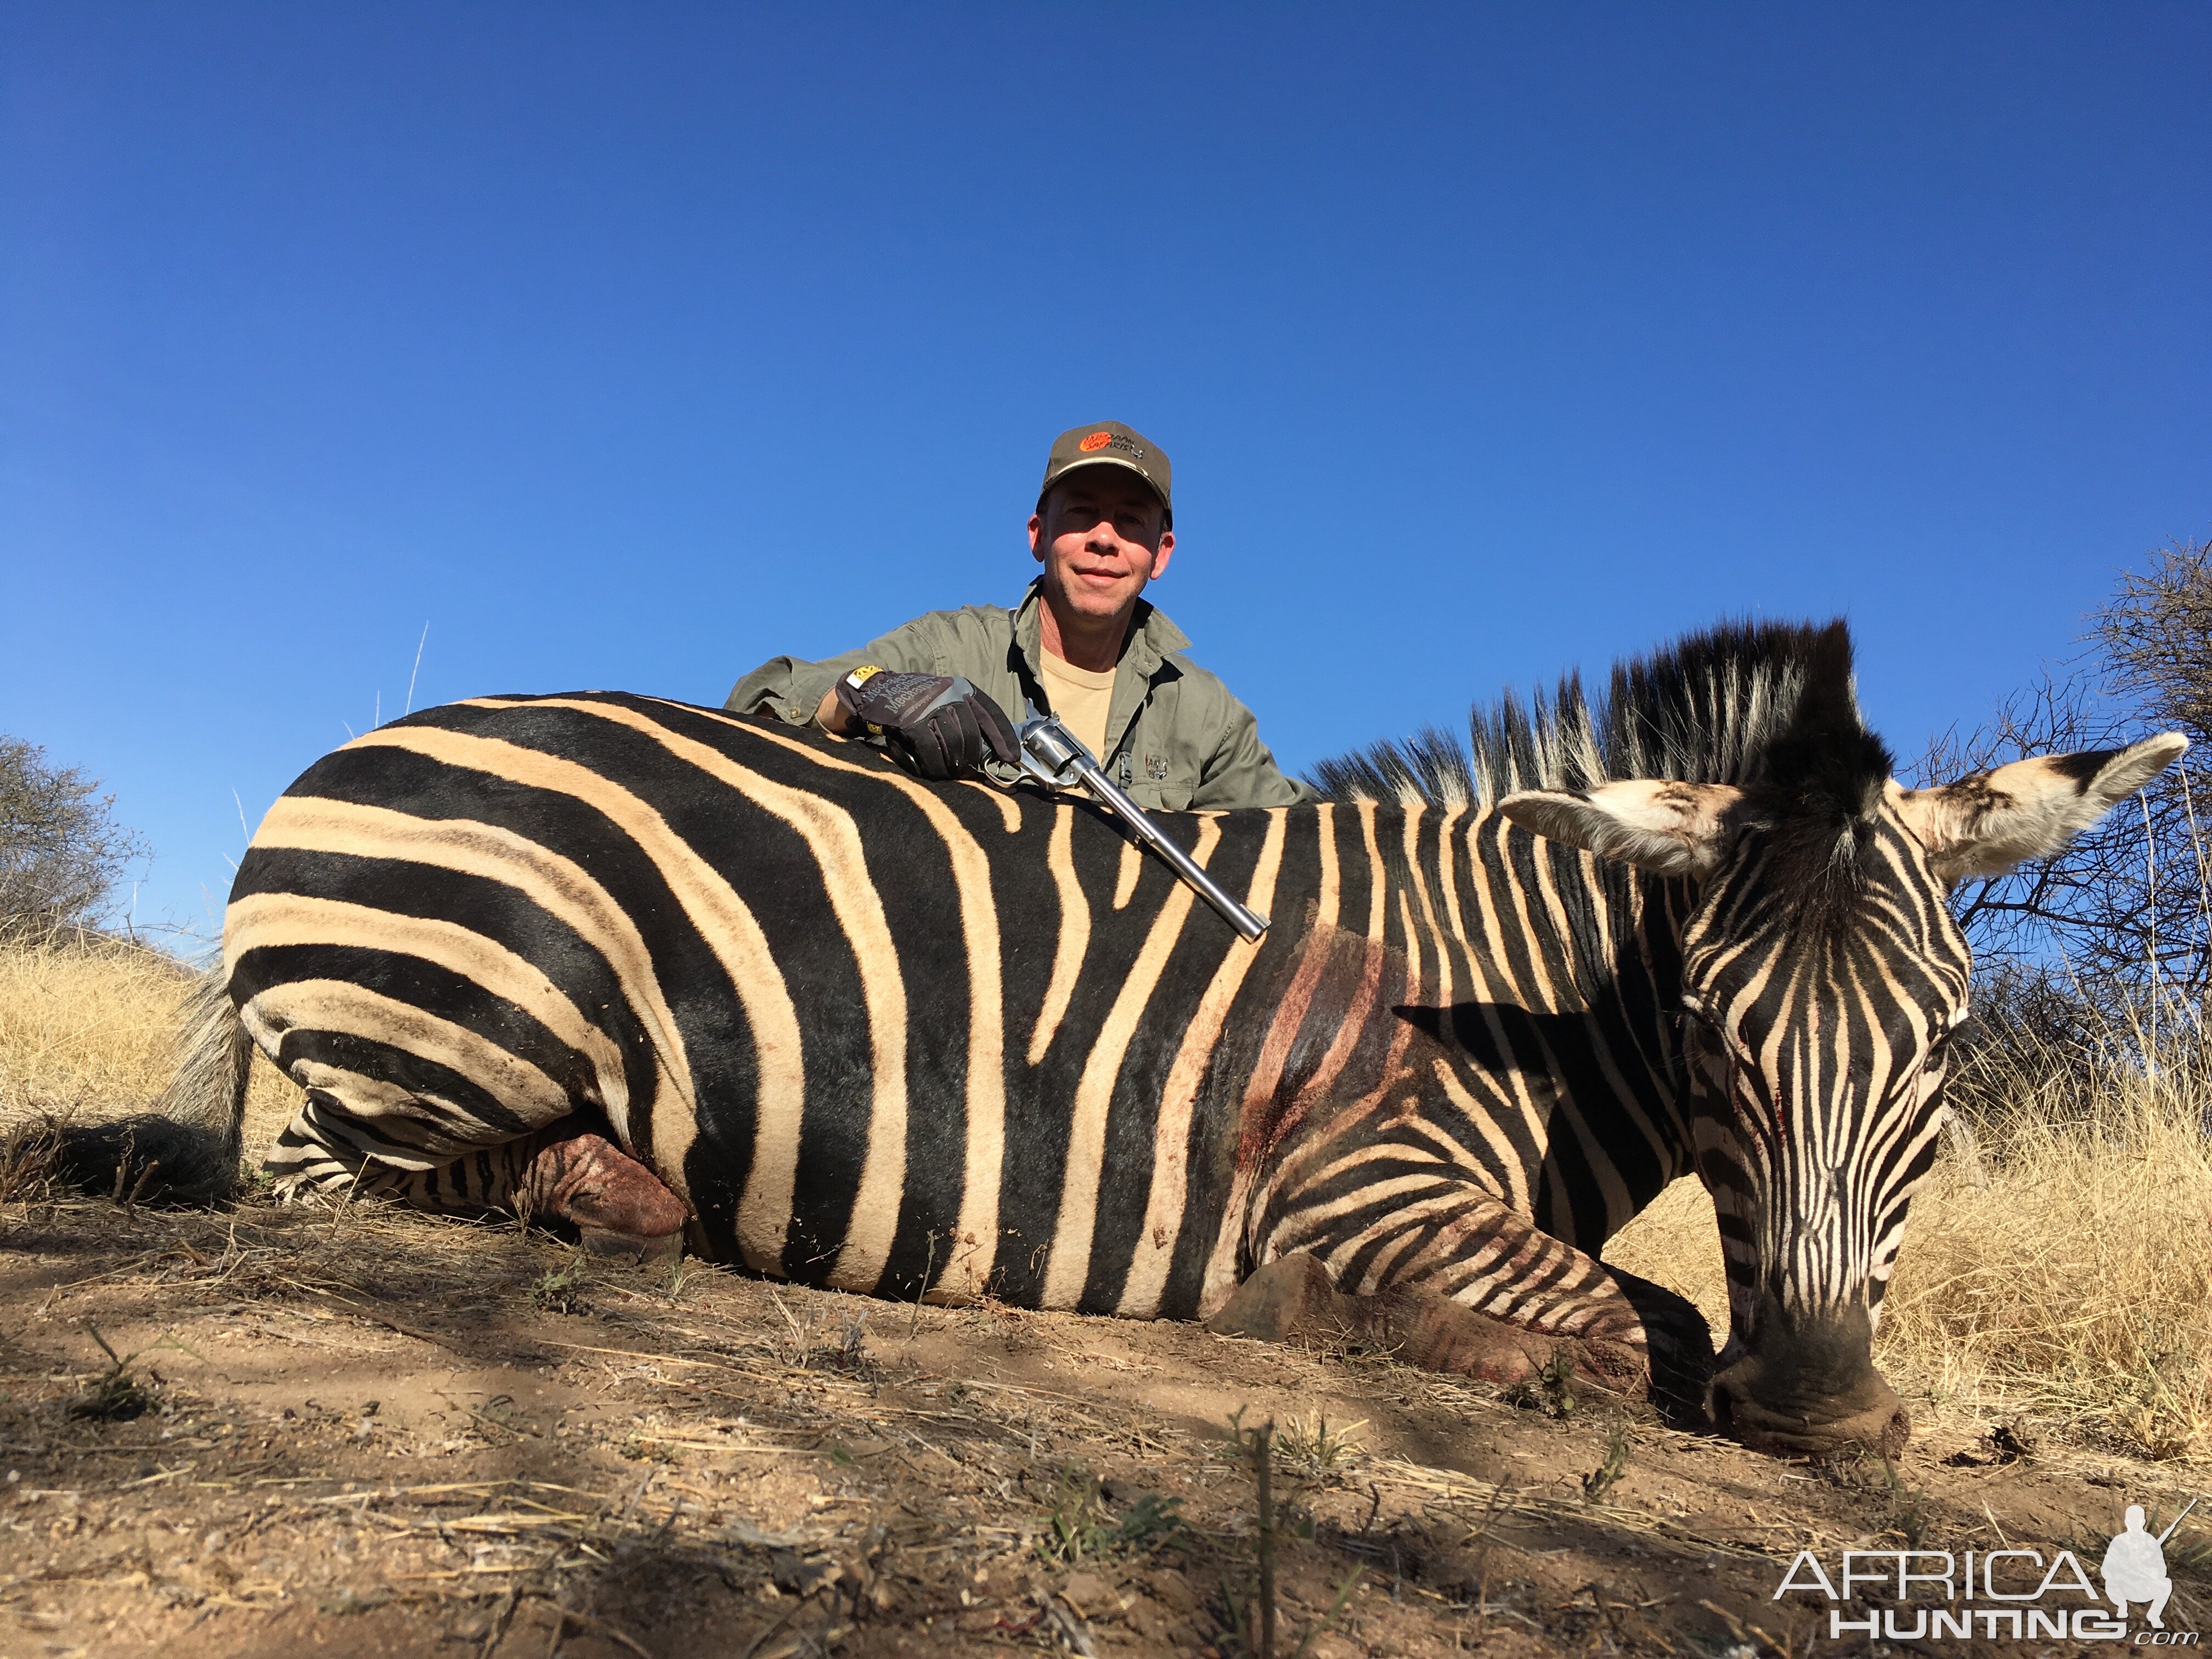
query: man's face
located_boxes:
[1028,469,1175,625]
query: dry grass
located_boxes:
[1604,1179,1730,1341]
[1881,1039,2212,1461]
[0,932,301,1148]
[1608,1020,2212,1464]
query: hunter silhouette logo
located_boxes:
[2104,1500,2194,1630]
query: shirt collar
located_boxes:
[1013,578,1189,681]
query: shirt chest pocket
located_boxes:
[1114,746,1197,811]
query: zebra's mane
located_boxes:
[1310,618,1894,814]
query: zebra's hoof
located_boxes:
[578,1224,685,1269]
[1206,1253,1348,1344]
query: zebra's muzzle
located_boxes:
[1707,1299,1910,1458]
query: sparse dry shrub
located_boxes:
[0,1118,61,1206]
[2100,537,2212,747]
[1914,537,2212,1007]
[0,737,151,938]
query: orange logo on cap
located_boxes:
[1077,431,1113,452]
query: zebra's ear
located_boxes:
[1497,780,1747,878]
[1890,732,2188,882]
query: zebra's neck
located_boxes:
[1228,800,1697,1275]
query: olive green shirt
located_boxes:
[725,581,1314,811]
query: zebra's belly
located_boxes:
[679,1062,1232,1324]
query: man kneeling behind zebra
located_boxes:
[60,620,2180,1458]
[729,420,1311,811]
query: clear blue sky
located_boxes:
[4,4,2208,941]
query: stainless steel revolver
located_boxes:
[1005,707,1268,942]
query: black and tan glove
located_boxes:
[833,667,1021,781]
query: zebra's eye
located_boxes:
[1928,1011,1983,1058]
[1678,1007,1736,1066]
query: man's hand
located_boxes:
[830,668,1020,780]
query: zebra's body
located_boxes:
[80,618,2172,1455]
[238,691,1692,1346]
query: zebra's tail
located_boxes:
[53,970,252,1204]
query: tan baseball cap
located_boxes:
[1037,421,1172,524]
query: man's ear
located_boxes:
[1498,780,1746,877]
[1028,510,1046,562]
[1891,733,2188,882]
[1148,528,1173,580]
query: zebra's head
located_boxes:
[1500,648,2184,1456]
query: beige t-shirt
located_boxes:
[1037,652,1118,764]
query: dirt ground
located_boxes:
[2,1193,2203,1659]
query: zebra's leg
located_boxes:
[1208,1201,1713,1419]
[1209,1253,1645,1396]
[265,1093,685,1263]
[509,1119,687,1263]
